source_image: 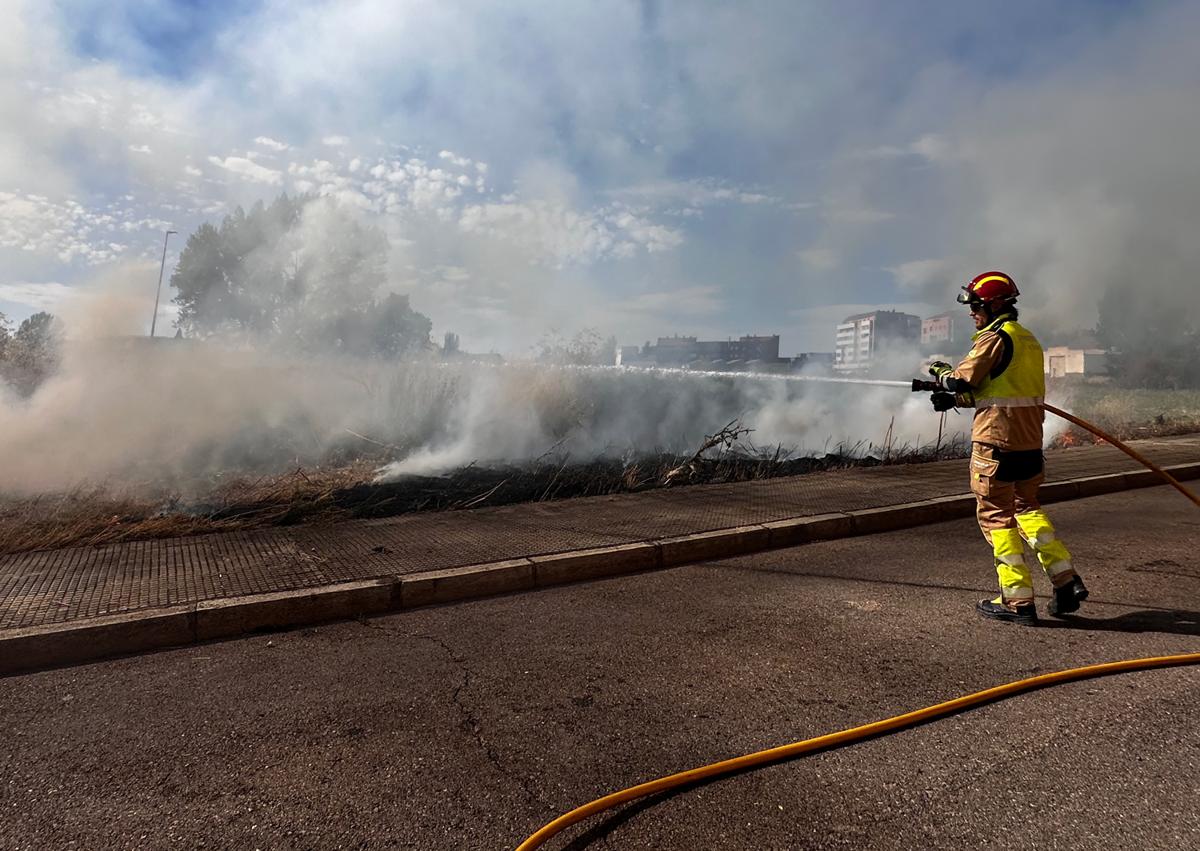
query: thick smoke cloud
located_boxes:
[0,3,1192,498]
[849,3,1200,335]
[953,10,1200,333]
[0,247,964,494]
[8,2,1199,352]
[0,345,957,496]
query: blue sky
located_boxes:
[60,0,265,79]
[2,0,1197,354]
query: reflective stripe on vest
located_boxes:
[975,396,1045,408]
[972,318,1045,406]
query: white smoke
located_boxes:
[0,330,961,496]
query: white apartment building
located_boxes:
[834,310,921,373]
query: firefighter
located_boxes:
[927,271,1088,625]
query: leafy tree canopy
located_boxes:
[535,328,617,366]
[171,194,431,357]
[0,311,64,396]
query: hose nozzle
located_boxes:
[912,378,941,393]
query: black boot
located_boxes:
[1047,575,1089,617]
[976,597,1038,626]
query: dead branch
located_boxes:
[662,418,754,485]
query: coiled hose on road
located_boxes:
[516,407,1200,851]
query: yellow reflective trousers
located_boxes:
[970,443,1075,601]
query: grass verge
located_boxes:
[0,436,968,556]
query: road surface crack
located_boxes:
[359,619,549,811]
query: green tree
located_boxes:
[170,194,429,356]
[535,328,617,366]
[3,312,63,395]
[0,311,11,363]
[300,293,433,357]
[172,194,308,339]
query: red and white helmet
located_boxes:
[957,270,1019,309]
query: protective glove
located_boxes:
[928,360,953,379]
[930,391,956,413]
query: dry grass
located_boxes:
[0,487,225,555]
[0,435,969,557]
[1047,384,1200,447]
[0,463,379,556]
[5,396,1194,558]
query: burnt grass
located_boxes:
[223,446,957,523]
[6,409,1194,556]
[0,439,971,555]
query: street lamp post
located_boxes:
[150,229,177,338]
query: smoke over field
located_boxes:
[6,3,1200,558]
[0,334,953,498]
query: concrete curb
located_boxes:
[3,461,1198,676]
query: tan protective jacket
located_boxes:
[948,314,1045,451]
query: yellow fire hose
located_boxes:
[1042,402,1200,509]
[516,652,1200,851]
[516,407,1200,851]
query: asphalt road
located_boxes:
[2,486,1199,851]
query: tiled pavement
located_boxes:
[1,435,1197,632]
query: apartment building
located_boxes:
[620,334,782,368]
[921,312,973,348]
[834,310,921,373]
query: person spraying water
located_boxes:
[919,271,1086,625]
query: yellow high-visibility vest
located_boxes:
[972,316,1044,409]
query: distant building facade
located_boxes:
[1044,346,1109,378]
[834,310,921,373]
[615,345,642,366]
[831,306,1113,379]
[617,334,831,374]
[621,334,779,369]
[790,352,835,373]
[921,312,973,349]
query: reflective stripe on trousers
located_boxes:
[992,527,1034,601]
[1016,509,1075,579]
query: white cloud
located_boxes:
[207,155,283,185]
[254,136,291,151]
[0,186,192,272]
[606,209,684,253]
[850,134,949,163]
[438,150,473,168]
[611,179,790,211]
[128,144,152,154]
[0,281,73,311]
[321,135,350,147]
[457,199,681,267]
[1,192,123,264]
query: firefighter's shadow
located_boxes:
[1039,608,1200,636]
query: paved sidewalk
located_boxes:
[1,435,1197,634]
